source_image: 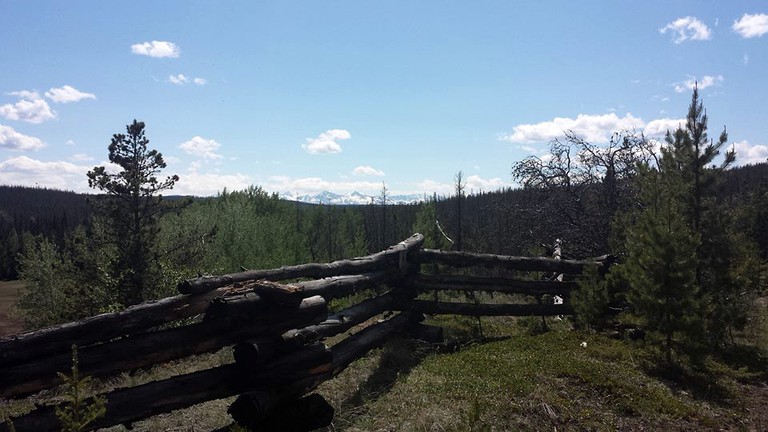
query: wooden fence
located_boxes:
[0,234,610,431]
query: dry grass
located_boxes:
[0,279,25,337]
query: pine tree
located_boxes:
[87,120,179,306]
[621,165,704,363]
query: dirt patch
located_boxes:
[0,280,26,336]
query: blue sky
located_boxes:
[1,1,767,196]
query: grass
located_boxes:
[316,313,768,431]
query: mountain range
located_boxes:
[278,191,425,205]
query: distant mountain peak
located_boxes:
[279,191,423,205]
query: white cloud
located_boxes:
[44,85,96,103]
[417,175,511,196]
[265,176,382,195]
[352,165,385,176]
[173,171,252,196]
[732,140,768,165]
[0,156,89,191]
[674,75,723,93]
[131,41,181,58]
[643,118,686,136]
[169,74,189,85]
[503,113,687,145]
[0,91,56,123]
[179,136,223,160]
[0,124,46,151]
[502,113,643,143]
[168,74,206,86]
[733,13,768,38]
[303,129,350,154]
[660,16,712,43]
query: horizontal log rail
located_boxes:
[412,274,576,296]
[283,291,398,345]
[0,296,327,399]
[179,234,425,294]
[415,248,608,274]
[3,343,333,432]
[401,300,574,317]
[0,285,250,368]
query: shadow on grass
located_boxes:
[333,336,429,427]
[715,343,768,383]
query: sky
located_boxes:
[1,1,767,197]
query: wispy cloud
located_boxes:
[179,136,223,160]
[0,91,56,124]
[732,140,768,165]
[303,129,350,154]
[44,85,96,103]
[674,74,724,93]
[660,16,712,43]
[131,41,180,58]
[0,124,46,151]
[352,165,385,177]
[733,13,768,38]
[168,74,207,86]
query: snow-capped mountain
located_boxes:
[279,191,424,205]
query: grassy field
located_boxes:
[2,300,767,431]
[0,280,25,337]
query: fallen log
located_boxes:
[179,234,424,294]
[415,249,607,274]
[283,291,396,345]
[3,343,333,432]
[400,300,574,317]
[0,296,327,399]
[0,285,249,368]
[413,274,575,296]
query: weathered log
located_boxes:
[413,274,576,296]
[3,343,333,432]
[415,249,607,274]
[294,268,401,299]
[179,234,424,294]
[0,296,327,399]
[233,338,284,367]
[0,285,249,368]
[401,300,574,316]
[283,291,397,345]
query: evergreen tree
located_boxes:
[87,120,179,306]
[661,86,745,347]
[620,165,703,363]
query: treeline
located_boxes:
[2,161,767,283]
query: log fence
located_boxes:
[0,233,610,432]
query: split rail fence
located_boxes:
[0,233,610,431]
